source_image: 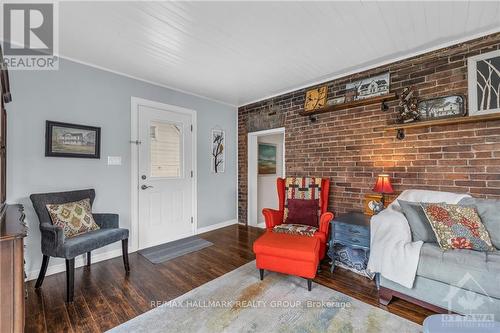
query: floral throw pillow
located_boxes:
[421,203,495,252]
[273,224,317,237]
[46,198,100,238]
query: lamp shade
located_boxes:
[372,174,394,194]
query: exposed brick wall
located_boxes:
[238,33,500,224]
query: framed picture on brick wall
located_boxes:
[468,49,500,116]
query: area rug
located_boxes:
[138,236,213,264]
[107,261,422,333]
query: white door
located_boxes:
[138,104,194,249]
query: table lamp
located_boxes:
[372,174,394,208]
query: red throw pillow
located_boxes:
[285,199,319,227]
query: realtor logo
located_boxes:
[2,2,58,70]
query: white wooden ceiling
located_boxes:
[59,1,500,106]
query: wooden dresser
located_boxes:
[0,205,27,333]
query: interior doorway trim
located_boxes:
[130,97,198,252]
[247,127,285,227]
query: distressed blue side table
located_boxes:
[328,212,371,273]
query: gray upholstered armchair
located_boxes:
[30,189,129,302]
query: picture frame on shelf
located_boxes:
[327,96,345,106]
[346,72,390,101]
[304,85,328,112]
[417,95,466,121]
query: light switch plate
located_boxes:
[107,156,122,165]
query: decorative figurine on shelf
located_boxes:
[397,87,419,123]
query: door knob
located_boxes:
[141,185,154,190]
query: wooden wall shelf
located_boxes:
[299,93,397,116]
[385,113,500,139]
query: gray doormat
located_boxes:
[138,236,213,264]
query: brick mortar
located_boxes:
[238,33,500,224]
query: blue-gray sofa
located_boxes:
[379,197,500,317]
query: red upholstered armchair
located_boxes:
[262,177,334,260]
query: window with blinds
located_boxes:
[150,121,182,178]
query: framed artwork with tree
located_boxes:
[211,128,225,174]
[468,49,500,116]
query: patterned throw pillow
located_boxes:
[284,177,322,220]
[46,198,100,238]
[420,203,495,252]
[273,224,318,237]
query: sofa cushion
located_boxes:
[421,203,495,252]
[459,197,500,250]
[399,200,437,243]
[46,198,100,238]
[62,228,129,258]
[417,243,500,299]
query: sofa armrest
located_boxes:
[319,212,334,235]
[93,213,119,229]
[40,224,65,255]
[262,208,283,229]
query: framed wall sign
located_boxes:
[45,121,101,158]
[467,49,500,116]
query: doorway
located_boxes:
[247,128,285,227]
[131,97,197,251]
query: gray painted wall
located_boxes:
[7,58,237,277]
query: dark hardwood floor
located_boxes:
[25,225,434,332]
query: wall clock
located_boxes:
[304,85,328,112]
[363,194,394,216]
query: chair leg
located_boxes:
[307,279,312,291]
[122,239,130,274]
[35,255,50,289]
[87,252,91,267]
[65,258,75,303]
[259,269,264,281]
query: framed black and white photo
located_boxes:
[45,121,101,158]
[417,95,466,121]
[345,72,390,101]
[468,50,500,116]
[211,128,225,173]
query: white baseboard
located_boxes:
[25,247,132,281]
[256,222,266,229]
[196,219,238,234]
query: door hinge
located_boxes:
[190,170,194,178]
[130,140,142,145]
[190,124,193,132]
[191,217,194,224]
